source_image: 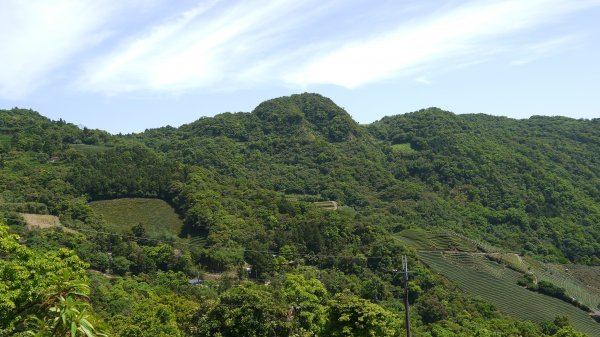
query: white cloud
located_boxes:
[511,34,581,66]
[415,76,432,85]
[79,0,329,94]
[284,0,600,88]
[0,0,127,99]
[2,0,598,98]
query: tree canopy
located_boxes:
[2,94,600,336]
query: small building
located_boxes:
[188,277,203,285]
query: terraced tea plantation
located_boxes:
[568,266,600,297]
[395,229,480,252]
[90,198,183,238]
[419,251,600,336]
[526,258,600,310]
[396,229,600,335]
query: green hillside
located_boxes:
[368,110,600,264]
[3,95,600,336]
[133,96,600,265]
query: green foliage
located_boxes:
[89,272,199,337]
[0,108,88,154]
[3,96,600,336]
[191,283,291,337]
[537,281,571,303]
[70,144,111,154]
[110,256,131,276]
[0,222,104,337]
[282,274,329,335]
[370,109,600,263]
[390,143,416,155]
[323,291,402,337]
[24,281,106,337]
[69,143,179,200]
[112,302,181,337]
[553,326,589,337]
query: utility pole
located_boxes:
[397,255,412,337]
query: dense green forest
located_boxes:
[1,94,599,336]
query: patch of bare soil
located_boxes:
[20,213,62,230]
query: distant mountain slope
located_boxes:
[368,108,600,263]
[136,93,392,207]
[135,97,600,264]
[2,95,600,264]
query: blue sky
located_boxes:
[1,0,599,133]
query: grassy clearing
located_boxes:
[90,198,183,238]
[390,143,416,154]
[419,251,600,336]
[71,143,112,153]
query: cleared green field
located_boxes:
[390,143,416,154]
[90,198,183,238]
[71,143,112,153]
[419,251,600,336]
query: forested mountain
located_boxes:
[136,94,600,264]
[369,110,600,263]
[1,93,599,336]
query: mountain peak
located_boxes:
[252,93,359,142]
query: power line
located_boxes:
[60,225,394,260]
[12,225,440,326]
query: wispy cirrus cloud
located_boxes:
[2,0,599,99]
[78,0,336,94]
[510,34,582,66]
[285,0,600,88]
[0,0,132,99]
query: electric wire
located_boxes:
[59,225,394,260]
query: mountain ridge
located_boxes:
[3,93,600,336]
[2,93,600,263]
